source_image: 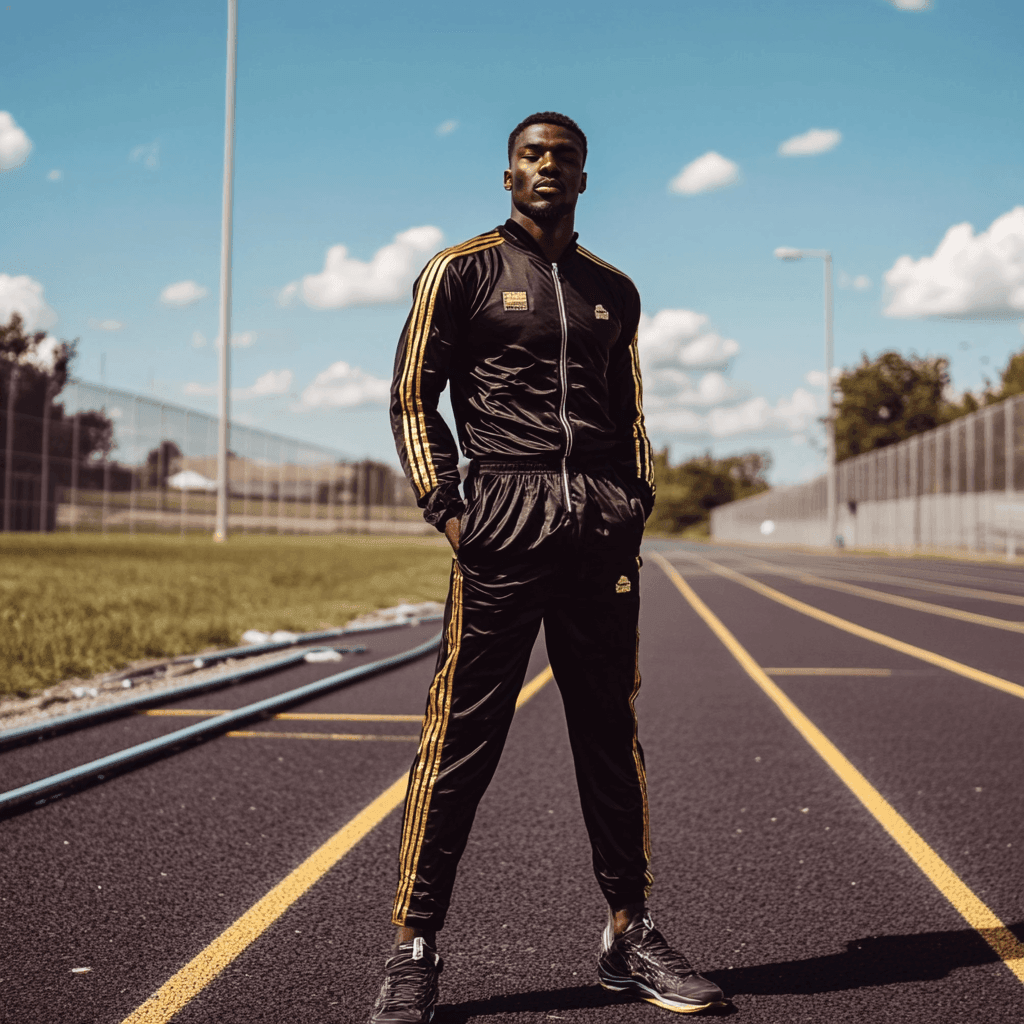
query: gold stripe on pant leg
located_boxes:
[392,563,464,923]
[628,628,653,894]
[393,564,462,914]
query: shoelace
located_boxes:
[629,923,695,975]
[380,945,440,1004]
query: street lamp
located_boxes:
[774,246,837,548]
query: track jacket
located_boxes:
[391,218,654,531]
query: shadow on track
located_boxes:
[706,923,1024,996]
[434,924,1022,1019]
[435,984,734,1021]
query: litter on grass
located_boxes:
[71,967,92,974]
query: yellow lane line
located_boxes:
[142,710,424,722]
[764,668,893,677]
[812,568,1024,609]
[226,731,418,742]
[748,559,1024,634]
[517,665,553,708]
[651,552,1024,986]
[120,664,553,1024]
[690,555,1024,703]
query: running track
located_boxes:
[2,540,1023,1023]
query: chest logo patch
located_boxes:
[594,304,610,320]
[615,575,631,594]
[502,291,528,311]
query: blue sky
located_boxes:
[2,0,1022,481]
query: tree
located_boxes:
[987,349,1024,403]
[648,448,771,534]
[833,351,962,461]
[1,312,115,491]
[145,440,183,488]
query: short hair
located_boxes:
[507,112,587,165]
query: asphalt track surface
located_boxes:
[2,542,1023,1023]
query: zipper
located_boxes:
[551,262,573,510]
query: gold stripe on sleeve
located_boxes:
[398,233,503,496]
[577,245,635,284]
[627,332,653,487]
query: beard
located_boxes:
[512,193,573,224]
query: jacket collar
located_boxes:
[499,218,579,264]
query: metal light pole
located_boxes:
[774,247,837,548]
[214,0,238,543]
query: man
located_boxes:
[372,112,726,1021]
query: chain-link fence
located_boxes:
[711,392,1024,557]
[0,379,428,536]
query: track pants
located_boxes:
[392,459,653,931]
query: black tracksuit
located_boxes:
[390,219,655,930]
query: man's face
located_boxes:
[504,123,587,224]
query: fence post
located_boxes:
[3,365,18,533]
[309,455,316,530]
[242,428,250,534]
[101,389,111,535]
[328,460,336,533]
[128,397,138,535]
[984,407,995,553]
[277,450,286,535]
[39,380,53,532]
[262,435,270,535]
[158,404,167,516]
[70,409,80,533]
[1007,398,1016,561]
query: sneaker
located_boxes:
[368,937,443,1023]
[597,911,726,1014]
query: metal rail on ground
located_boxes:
[0,632,441,819]
[0,615,442,753]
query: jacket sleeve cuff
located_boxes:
[422,485,466,531]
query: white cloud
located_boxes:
[883,206,1024,319]
[668,152,740,196]
[0,112,32,171]
[886,0,931,10]
[646,370,743,409]
[19,335,65,373]
[708,387,820,437]
[0,274,57,330]
[88,318,124,331]
[639,308,748,431]
[240,369,293,398]
[300,361,390,409]
[778,128,842,157]
[638,309,740,370]
[47,169,62,182]
[130,142,160,170]
[838,271,871,290]
[193,329,257,349]
[280,226,444,309]
[184,369,293,400]
[160,280,209,307]
[436,120,458,136]
[644,387,821,437]
[804,368,841,389]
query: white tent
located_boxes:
[167,469,217,491]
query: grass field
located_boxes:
[0,533,452,698]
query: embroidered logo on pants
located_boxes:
[503,291,528,311]
[615,575,631,593]
[594,304,609,320]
